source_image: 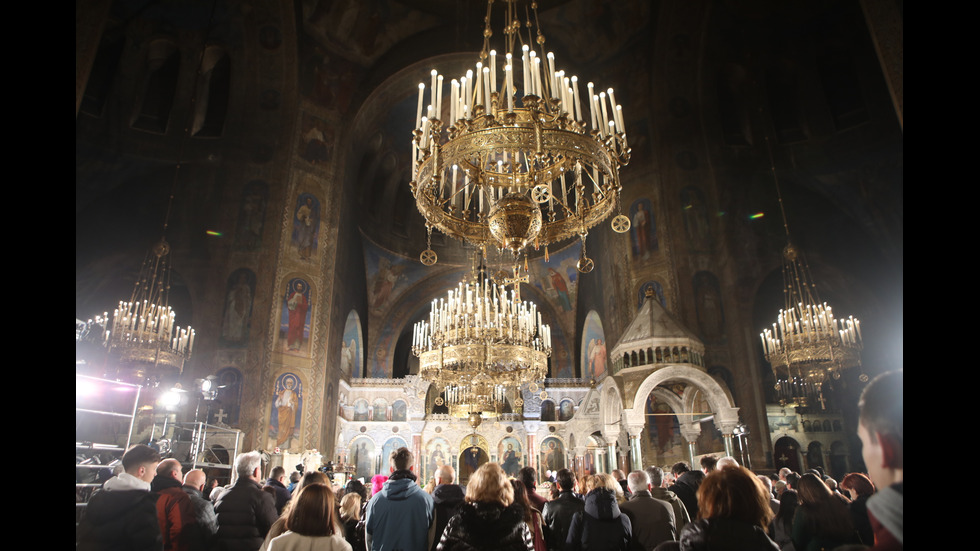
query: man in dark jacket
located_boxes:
[264,465,291,514]
[214,451,278,551]
[182,469,218,551]
[152,458,196,551]
[541,468,585,551]
[77,444,163,551]
[619,470,675,551]
[645,466,689,535]
[430,464,465,551]
[668,461,703,521]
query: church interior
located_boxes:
[76,0,903,484]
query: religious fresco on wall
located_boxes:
[300,113,334,166]
[280,278,313,356]
[363,239,429,315]
[372,398,388,421]
[582,311,608,380]
[350,437,376,482]
[696,417,726,456]
[549,321,574,379]
[391,400,407,422]
[680,186,713,252]
[353,399,369,421]
[541,400,556,422]
[540,1,650,66]
[528,245,579,319]
[235,180,267,251]
[381,436,408,470]
[629,198,658,260]
[269,372,303,451]
[539,437,566,472]
[693,271,725,340]
[425,437,451,482]
[292,193,321,261]
[498,436,523,477]
[637,281,666,310]
[644,394,684,467]
[558,399,575,422]
[340,311,362,377]
[460,439,489,482]
[212,367,242,425]
[300,46,360,112]
[301,0,440,66]
[220,268,255,347]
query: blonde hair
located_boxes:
[583,473,618,494]
[340,492,361,522]
[465,462,514,506]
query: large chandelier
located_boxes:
[413,261,551,427]
[101,237,195,381]
[410,0,631,271]
[759,142,862,407]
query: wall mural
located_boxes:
[425,436,452,482]
[629,197,658,260]
[220,268,256,347]
[528,244,579,318]
[292,192,321,261]
[339,310,363,377]
[637,280,666,310]
[680,186,712,252]
[381,436,408,470]
[353,399,369,421]
[693,271,725,340]
[581,311,607,380]
[539,436,566,472]
[391,399,407,422]
[558,399,575,422]
[269,372,303,450]
[499,436,523,477]
[644,394,684,467]
[280,277,313,356]
[364,239,429,315]
[350,437,376,482]
[235,180,267,251]
[459,434,490,482]
[299,113,334,166]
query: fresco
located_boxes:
[694,271,725,340]
[350,437,376,482]
[292,193,321,261]
[680,186,712,252]
[299,113,334,166]
[558,399,575,422]
[235,180,267,251]
[637,280,666,309]
[645,394,684,466]
[529,244,579,318]
[363,238,429,315]
[425,436,451,481]
[629,197,658,259]
[581,311,607,380]
[498,436,523,477]
[269,372,302,450]
[280,277,313,356]
[539,437,566,472]
[220,268,256,347]
[340,310,363,377]
[381,436,408,470]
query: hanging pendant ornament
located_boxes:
[420,224,438,265]
[577,234,594,273]
[611,214,631,233]
[531,184,551,203]
[435,396,445,406]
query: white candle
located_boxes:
[490,50,497,92]
[416,83,425,128]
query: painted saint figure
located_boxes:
[275,376,298,447]
[549,268,572,311]
[286,280,309,351]
[294,196,319,260]
[221,271,253,343]
[501,443,521,477]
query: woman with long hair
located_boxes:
[260,471,332,551]
[839,473,875,546]
[436,462,534,551]
[791,473,860,551]
[565,474,631,551]
[678,466,778,551]
[267,483,351,551]
[339,492,366,551]
[511,479,547,551]
[768,489,798,550]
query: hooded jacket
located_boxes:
[152,474,196,551]
[565,489,631,551]
[668,471,703,521]
[435,501,534,551]
[430,484,466,551]
[365,470,434,551]
[77,472,163,551]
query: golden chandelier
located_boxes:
[410,0,631,271]
[413,260,551,426]
[759,142,862,407]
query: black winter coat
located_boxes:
[565,489,631,551]
[678,518,778,551]
[77,488,162,551]
[213,478,279,551]
[542,491,585,551]
[431,484,466,551]
[436,501,534,551]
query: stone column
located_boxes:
[409,421,425,474]
[573,445,588,479]
[679,422,702,467]
[607,443,617,473]
[714,416,739,460]
[626,425,644,470]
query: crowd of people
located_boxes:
[77,372,902,551]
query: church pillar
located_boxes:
[593,448,604,473]
[679,422,702,467]
[714,417,739,459]
[409,421,425,474]
[626,425,644,470]
[607,443,617,472]
[526,429,537,473]
[573,445,588,478]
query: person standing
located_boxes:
[619,471,675,550]
[364,447,434,551]
[182,469,218,551]
[541,469,585,551]
[152,458,196,551]
[857,371,903,550]
[214,451,279,551]
[430,465,465,551]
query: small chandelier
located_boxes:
[413,258,551,426]
[410,0,631,271]
[101,237,195,381]
[759,141,862,407]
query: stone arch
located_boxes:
[627,366,738,431]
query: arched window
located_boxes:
[132,39,180,133]
[192,46,231,137]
